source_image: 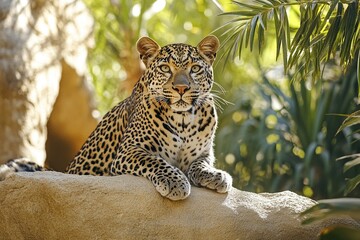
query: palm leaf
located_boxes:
[300,198,360,225]
[344,175,360,196]
[337,154,360,195]
[336,110,360,135]
[337,154,360,172]
[216,0,360,84]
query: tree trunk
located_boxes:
[0,0,95,166]
[46,60,98,171]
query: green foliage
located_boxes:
[216,66,360,198]
[216,0,360,92]
[214,0,360,198]
[300,198,360,224]
[83,0,156,112]
[337,110,360,134]
[337,153,360,196]
[300,198,360,239]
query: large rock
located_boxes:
[0,172,358,239]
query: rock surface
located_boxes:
[0,172,358,239]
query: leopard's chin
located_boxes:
[170,100,193,112]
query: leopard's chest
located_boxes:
[149,106,217,171]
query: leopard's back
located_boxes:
[66,99,130,175]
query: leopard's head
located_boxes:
[137,36,219,112]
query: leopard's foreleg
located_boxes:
[111,146,191,201]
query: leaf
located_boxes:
[273,7,281,61]
[336,110,360,135]
[237,28,246,58]
[300,198,360,225]
[322,3,343,60]
[249,15,259,51]
[219,30,242,65]
[342,156,360,173]
[231,0,267,11]
[358,51,360,98]
[339,1,358,67]
[302,13,320,47]
[304,142,318,182]
[309,33,325,47]
[280,5,289,71]
[220,11,257,17]
[344,175,360,196]
[289,4,321,71]
[244,22,251,49]
[318,0,338,31]
[255,0,273,7]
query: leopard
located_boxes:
[0,35,233,200]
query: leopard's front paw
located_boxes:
[152,170,191,201]
[211,170,232,193]
[188,168,232,193]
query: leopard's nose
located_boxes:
[173,72,190,95]
[173,84,190,95]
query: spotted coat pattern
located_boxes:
[3,36,233,200]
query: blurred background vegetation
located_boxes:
[83,0,359,200]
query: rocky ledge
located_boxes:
[0,172,358,239]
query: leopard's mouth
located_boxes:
[154,91,196,112]
[170,99,193,112]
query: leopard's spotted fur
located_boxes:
[1,36,232,200]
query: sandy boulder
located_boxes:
[0,172,358,239]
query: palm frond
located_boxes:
[216,0,360,87]
[336,110,360,135]
[300,198,360,224]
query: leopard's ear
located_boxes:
[197,35,220,65]
[137,37,161,68]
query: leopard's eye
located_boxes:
[191,65,201,73]
[159,65,170,73]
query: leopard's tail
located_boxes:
[0,158,49,181]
